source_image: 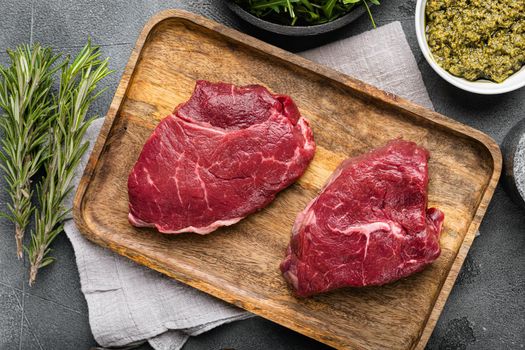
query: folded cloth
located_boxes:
[64,21,434,350]
[300,22,433,110]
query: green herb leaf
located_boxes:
[362,0,377,28]
[322,0,337,19]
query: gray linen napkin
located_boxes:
[64,21,434,350]
[300,22,433,109]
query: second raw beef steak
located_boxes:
[280,140,444,297]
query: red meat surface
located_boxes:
[128,81,315,234]
[280,140,444,297]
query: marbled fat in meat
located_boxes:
[280,140,444,297]
[128,81,315,234]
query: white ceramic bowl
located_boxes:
[415,0,525,94]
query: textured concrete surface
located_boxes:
[0,1,524,349]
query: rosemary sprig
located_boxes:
[28,42,111,285]
[0,45,60,259]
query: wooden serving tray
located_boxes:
[73,10,501,350]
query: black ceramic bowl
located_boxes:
[502,118,525,210]
[225,0,369,36]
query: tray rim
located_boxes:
[73,9,502,350]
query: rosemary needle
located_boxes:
[0,44,60,259]
[28,41,111,285]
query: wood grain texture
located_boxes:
[72,10,502,350]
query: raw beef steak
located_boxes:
[128,81,315,234]
[280,140,444,297]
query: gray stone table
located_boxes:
[0,1,523,349]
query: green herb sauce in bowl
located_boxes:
[425,0,525,83]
